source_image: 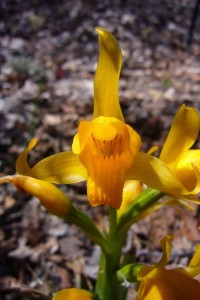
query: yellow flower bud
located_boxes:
[52,288,94,300]
[0,175,72,218]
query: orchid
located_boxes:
[6,28,200,212]
[137,235,200,300]
[8,27,141,210]
[129,104,200,202]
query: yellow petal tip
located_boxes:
[28,137,37,150]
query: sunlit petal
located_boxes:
[16,138,87,184]
[94,27,124,121]
[127,152,189,196]
[160,105,200,170]
[31,152,87,183]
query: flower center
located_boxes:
[91,132,123,158]
[72,116,141,209]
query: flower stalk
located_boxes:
[95,207,126,300]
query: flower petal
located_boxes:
[189,244,200,269]
[156,235,173,267]
[127,152,190,196]
[138,235,172,280]
[175,150,200,192]
[16,138,37,175]
[94,27,124,121]
[137,268,200,300]
[53,288,94,300]
[117,180,142,218]
[31,152,87,183]
[160,105,200,170]
[179,244,200,278]
[16,139,87,184]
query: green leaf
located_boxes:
[117,263,143,283]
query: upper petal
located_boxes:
[94,27,124,121]
[16,139,87,184]
[160,105,200,170]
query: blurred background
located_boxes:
[0,0,200,299]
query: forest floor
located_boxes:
[0,0,200,299]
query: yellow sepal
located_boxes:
[94,27,124,121]
[16,139,87,184]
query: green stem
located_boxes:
[118,188,164,236]
[109,207,121,269]
[96,207,126,300]
[108,207,127,300]
[67,206,109,255]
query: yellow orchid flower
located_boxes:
[11,27,141,210]
[128,104,200,202]
[2,27,200,211]
[137,235,200,300]
[52,288,95,300]
[70,27,141,209]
